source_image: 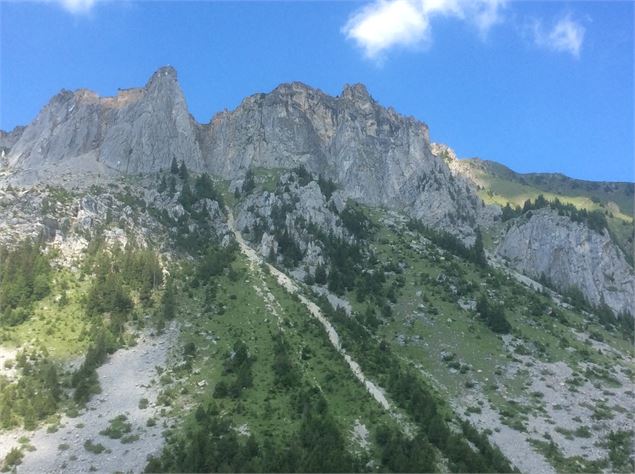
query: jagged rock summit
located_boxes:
[4,66,202,180]
[2,67,633,316]
[2,66,481,240]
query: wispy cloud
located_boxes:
[532,14,585,58]
[342,0,508,60]
[50,0,99,14]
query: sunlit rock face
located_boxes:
[496,208,635,315]
[201,81,481,241]
[5,66,202,177]
[4,67,481,240]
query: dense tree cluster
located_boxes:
[545,278,633,342]
[476,294,512,334]
[323,236,364,296]
[315,297,514,473]
[194,172,225,209]
[340,202,374,240]
[195,244,237,285]
[501,194,609,233]
[317,175,337,200]
[407,219,487,267]
[155,163,228,254]
[242,168,256,195]
[0,241,51,326]
[272,332,300,389]
[0,349,61,429]
[147,390,358,473]
[292,165,312,187]
[78,242,167,402]
[213,341,255,399]
[71,330,114,404]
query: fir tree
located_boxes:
[158,175,167,193]
[178,161,189,182]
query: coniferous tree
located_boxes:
[158,175,167,193]
[179,182,194,210]
[170,157,179,174]
[161,277,176,321]
[476,294,511,334]
[178,161,189,182]
[242,169,255,194]
[314,264,327,285]
[470,229,487,267]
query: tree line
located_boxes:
[501,194,609,233]
[0,240,52,326]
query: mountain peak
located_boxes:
[145,65,179,90]
[341,83,371,102]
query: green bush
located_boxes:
[0,240,52,326]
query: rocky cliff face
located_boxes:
[496,209,634,315]
[235,170,347,273]
[0,126,25,155]
[3,68,481,240]
[3,66,633,315]
[5,67,202,180]
[201,82,481,240]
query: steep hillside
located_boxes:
[1,68,633,473]
[448,156,633,218]
[435,144,634,315]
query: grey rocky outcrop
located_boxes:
[235,171,342,268]
[5,66,202,179]
[202,82,481,241]
[3,66,633,314]
[496,209,634,315]
[0,126,25,154]
[4,68,481,241]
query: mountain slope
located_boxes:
[0,165,633,473]
[447,155,634,218]
[434,144,634,315]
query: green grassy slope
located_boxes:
[342,207,634,472]
[461,158,634,218]
[457,158,634,263]
[152,251,404,471]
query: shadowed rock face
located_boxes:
[496,209,635,315]
[3,67,481,239]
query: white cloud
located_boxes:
[532,15,585,58]
[472,0,506,37]
[52,0,98,14]
[342,0,508,60]
[342,0,430,59]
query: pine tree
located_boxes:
[170,157,179,174]
[242,169,255,194]
[161,278,176,321]
[470,229,487,267]
[314,264,327,285]
[178,161,189,182]
[179,182,194,210]
[158,175,167,193]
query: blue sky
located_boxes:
[1,0,632,182]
